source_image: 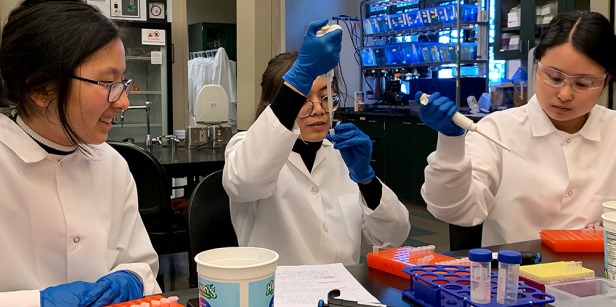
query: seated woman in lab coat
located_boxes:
[0,1,160,306]
[223,19,411,265]
[416,11,616,246]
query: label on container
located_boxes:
[198,275,275,307]
[605,229,616,280]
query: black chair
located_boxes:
[449,223,483,251]
[107,142,189,289]
[188,169,238,288]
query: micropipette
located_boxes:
[315,24,343,136]
[420,93,524,159]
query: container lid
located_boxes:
[468,248,492,262]
[498,250,522,264]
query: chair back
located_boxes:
[108,141,188,255]
[188,169,238,287]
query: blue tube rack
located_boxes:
[402,265,555,307]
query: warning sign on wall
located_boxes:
[141,29,166,46]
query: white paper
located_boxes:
[274,263,380,307]
[150,51,162,65]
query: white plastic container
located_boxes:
[545,277,616,307]
[195,247,279,307]
[602,212,616,281]
[603,201,616,214]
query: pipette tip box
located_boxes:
[104,295,185,307]
[366,245,461,279]
[540,229,604,252]
[518,261,595,292]
[401,264,555,307]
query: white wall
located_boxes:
[0,0,20,28]
[285,0,362,108]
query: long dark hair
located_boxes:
[256,51,342,119]
[534,11,616,87]
[0,0,120,148]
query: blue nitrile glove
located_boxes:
[78,271,143,307]
[40,281,96,307]
[416,91,465,136]
[326,123,376,183]
[282,19,343,95]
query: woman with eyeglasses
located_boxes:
[416,11,616,246]
[0,1,160,306]
[222,19,410,265]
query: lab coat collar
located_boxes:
[527,95,602,141]
[288,139,333,178]
[0,114,103,163]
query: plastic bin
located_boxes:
[436,5,456,25]
[385,45,404,65]
[371,46,388,66]
[403,42,422,64]
[545,278,616,307]
[419,9,433,26]
[461,4,478,22]
[424,8,440,25]
[405,10,423,28]
[363,18,375,35]
[460,42,477,60]
[388,13,409,31]
[375,15,391,33]
[360,48,376,67]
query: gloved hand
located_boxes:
[326,123,375,183]
[283,18,343,95]
[78,271,143,307]
[40,281,96,307]
[416,91,465,136]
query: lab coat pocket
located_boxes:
[106,249,120,270]
[338,193,362,246]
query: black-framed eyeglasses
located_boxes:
[297,94,340,118]
[536,63,607,93]
[71,75,134,103]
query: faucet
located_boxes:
[120,101,152,150]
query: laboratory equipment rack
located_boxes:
[359,0,490,108]
[402,265,556,307]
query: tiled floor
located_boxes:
[158,200,448,292]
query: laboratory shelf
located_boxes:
[364,21,489,38]
[363,60,488,71]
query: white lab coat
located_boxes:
[0,115,161,306]
[223,107,411,265]
[422,95,616,246]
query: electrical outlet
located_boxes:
[186,126,208,148]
